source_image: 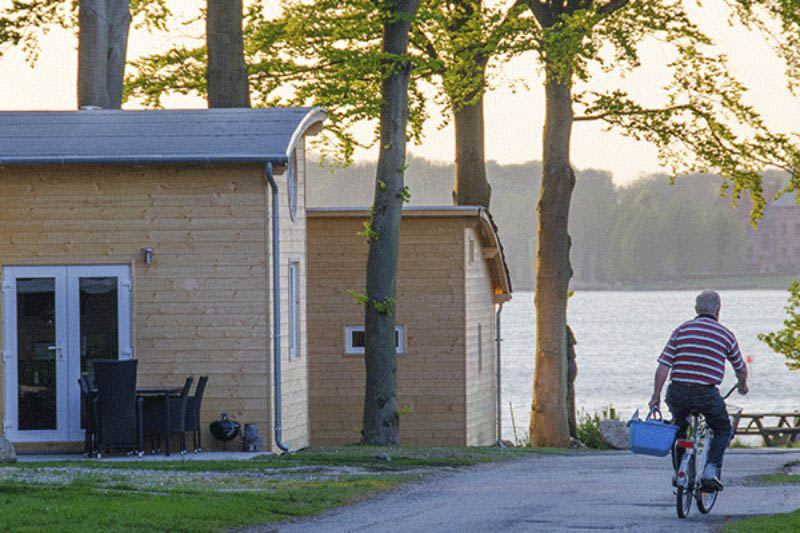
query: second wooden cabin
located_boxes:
[307,206,512,446]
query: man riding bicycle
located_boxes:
[649,290,748,492]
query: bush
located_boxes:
[576,406,619,449]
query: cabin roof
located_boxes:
[0,107,326,166]
[308,206,512,303]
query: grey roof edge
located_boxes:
[0,107,327,166]
[307,205,483,216]
[0,154,289,166]
[287,107,327,157]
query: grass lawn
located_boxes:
[722,509,800,532]
[0,446,553,532]
[722,461,800,532]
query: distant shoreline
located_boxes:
[513,274,799,292]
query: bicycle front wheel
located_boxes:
[676,454,695,518]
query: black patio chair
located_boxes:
[77,376,97,456]
[143,376,193,454]
[184,376,208,452]
[92,359,144,458]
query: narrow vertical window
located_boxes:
[288,148,298,222]
[468,238,475,264]
[478,323,483,372]
[288,260,300,360]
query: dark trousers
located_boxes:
[665,382,732,471]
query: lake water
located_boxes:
[501,290,798,444]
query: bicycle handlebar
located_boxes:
[722,384,740,400]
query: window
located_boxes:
[345,325,405,355]
[288,148,298,222]
[477,323,483,372]
[468,238,475,264]
[288,261,300,360]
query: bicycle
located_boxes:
[669,384,743,519]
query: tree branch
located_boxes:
[573,103,694,122]
[485,0,527,50]
[596,0,629,17]
[525,0,553,27]
[410,27,440,64]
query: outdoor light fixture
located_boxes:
[142,247,153,265]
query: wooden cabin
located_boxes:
[0,108,325,453]
[306,206,512,446]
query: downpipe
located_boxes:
[265,162,290,453]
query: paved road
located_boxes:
[265,449,800,532]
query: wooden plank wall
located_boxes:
[463,226,498,445]
[0,164,280,451]
[307,215,468,446]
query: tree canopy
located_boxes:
[0,0,170,61]
[759,281,800,370]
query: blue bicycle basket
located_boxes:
[628,408,678,457]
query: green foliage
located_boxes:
[398,185,412,203]
[346,289,369,306]
[124,0,538,164]
[575,405,618,450]
[372,296,396,315]
[758,281,800,370]
[0,0,170,62]
[356,221,379,241]
[519,0,800,223]
[397,404,414,417]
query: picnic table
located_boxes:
[732,411,800,446]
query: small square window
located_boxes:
[345,325,405,354]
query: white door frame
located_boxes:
[3,265,132,442]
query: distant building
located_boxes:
[748,192,800,274]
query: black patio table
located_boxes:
[135,385,184,456]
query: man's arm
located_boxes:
[735,365,748,395]
[649,363,670,409]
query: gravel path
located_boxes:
[256,449,800,533]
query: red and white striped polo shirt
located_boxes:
[657,314,745,386]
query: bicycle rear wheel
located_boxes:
[676,453,695,518]
[695,425,719,513]
[697,487,718,514]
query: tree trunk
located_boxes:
[206,0,250,108]
[530,77,575,448]
[362,0,419,446]
[105,0,131,109]
[566,325,577,439]
[453,94,491,208]
[78,0,109,108]
[78,0,130,110]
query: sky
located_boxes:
[0,1,796,185]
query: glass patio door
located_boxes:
[3,265,132,442]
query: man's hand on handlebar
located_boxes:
[737,382,748,395]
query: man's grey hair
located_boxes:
[695,290,721,315]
